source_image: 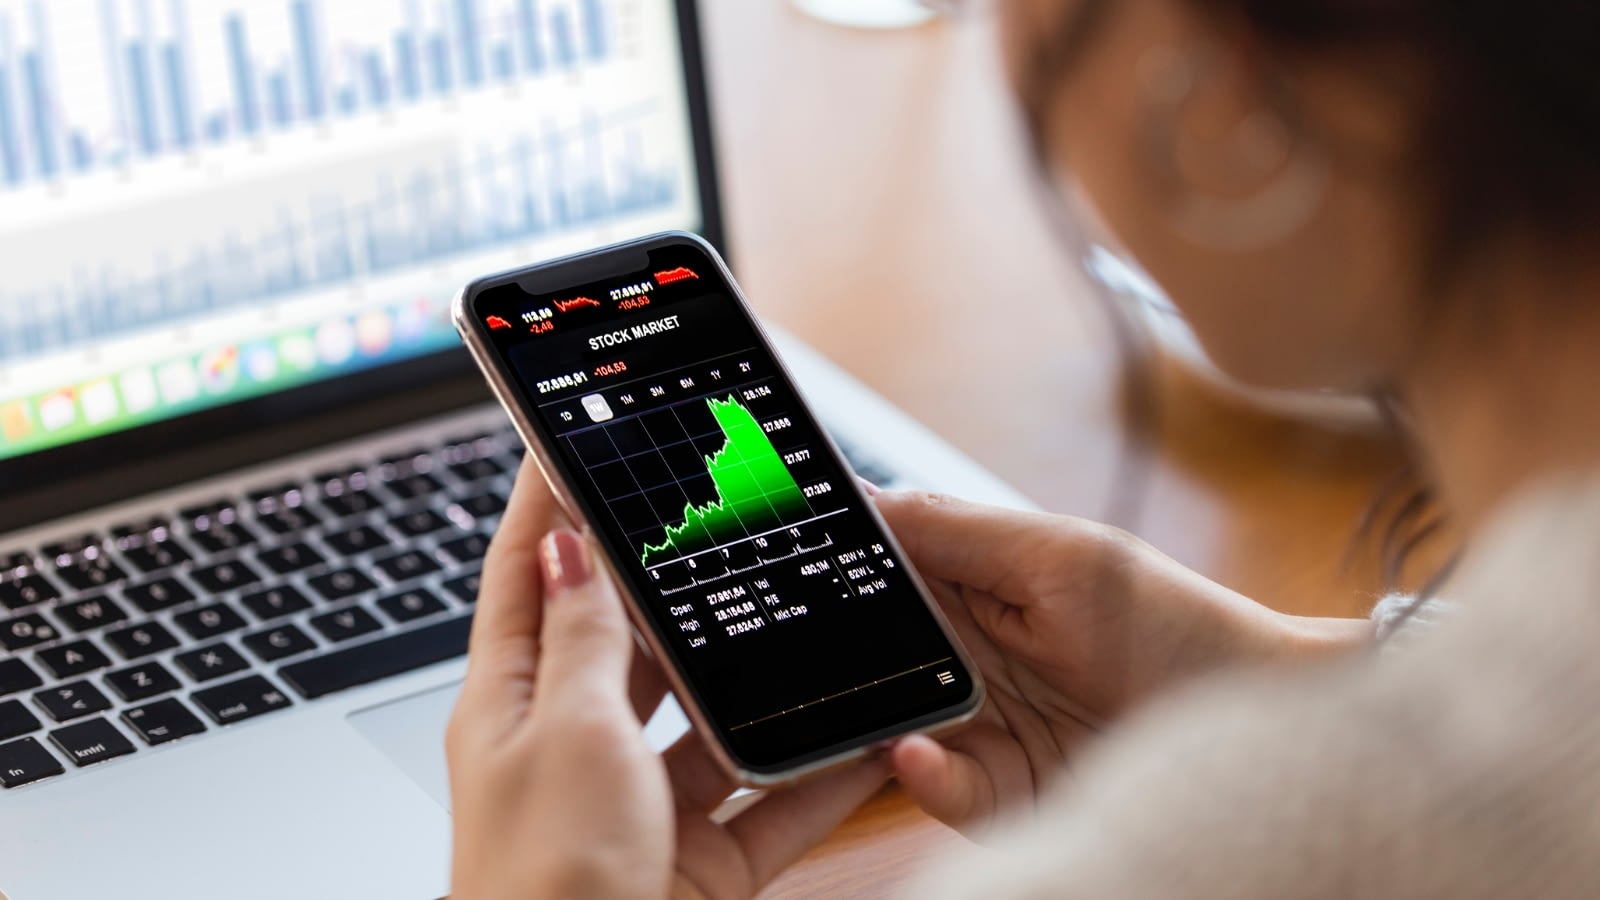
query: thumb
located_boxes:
[873,491,1060,592]
[890,735,996,831]
[534,529,636,710]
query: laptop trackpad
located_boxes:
[347,682,692,811]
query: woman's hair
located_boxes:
[1022,1,1600,597]
[1189,1,1600,267]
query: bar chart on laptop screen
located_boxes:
[0,0,702,460]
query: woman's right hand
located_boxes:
[872,491,1370,838]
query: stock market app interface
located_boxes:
[470,243,977,768]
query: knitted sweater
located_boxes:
[909,479,1600,898]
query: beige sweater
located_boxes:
[911,480,1600,898]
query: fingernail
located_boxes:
[859,478,881,496]
[541,529,592,592]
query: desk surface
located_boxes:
[697,3,1409,897]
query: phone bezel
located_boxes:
[452,231,985,786]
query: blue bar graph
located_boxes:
[428,33,454,93]
[0,63,20,184]
[0,107,677,362]
[454,0,483,86]
[394,33,421,99]
[267,72,292,128]
[126,43,160,155]
[492,43,515,82]
[68,133,91,170]
[291,1,325,121]
[162,44,193,149]
[225,15,259,136]
[20,52,54,178]
[582,0,605,59]
[365,53,390,107]
[0,0,619,193]
[550,8,575,68]
[518,0,545,73]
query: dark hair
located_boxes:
[1017,1,1600,600]
[1022,0,1600,268]
[1192,1,1600,268]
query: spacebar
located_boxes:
[279,614,474,699]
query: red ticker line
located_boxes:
[654,267,699,286]
[554,296,603,313]
[485,315,513,331]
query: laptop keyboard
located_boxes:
[0,423,900,789]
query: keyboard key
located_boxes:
[180,501,238,527]
[1,613,61,652]
[391,508,452,537]
[49,717,136,767]
[377,588,448,624]
[323,524,390,557]
[321,488,382,518]
[120,539,192,574]
[255,506,321,536]
[383,473,445,500]
[41,533,103,561]
[438,533,491,564]
[246,483,305,511]
[188,520,258,554]
[280,614,472,700]
[441,571,482,605]
[379,450,436,475]
[307,568,377,602]
[0,550,32,572]
[36,640,112,679]
[374,549,441,583]
[123,576,196,613]
[0,699,42,741]
[104,661,182,703]
[452,492,508,519]
[0,574,59,610]
[54,556,128,591]
[122,698,207,746]
[34,681,112,722]
[190,559,263,594]
[104,621,181,660]
[173,603,247,641]
[242,624,317,662]
[447,456,505,483]
[240,585,313,622]
[190,675,293,726]
[173,643,249,682]
[0,658,43,697]
[54,595,129,633]
[309,606,382,643]
[255,541,325,575]
[109,517,172,542]
[0,737,63,787]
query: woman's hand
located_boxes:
[873,490,1369,839]
[447,462,890,900]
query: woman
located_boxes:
[447,0,1600,896]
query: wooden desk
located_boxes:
[696,3,1412,895]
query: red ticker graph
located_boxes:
[654,266,698,286]
[554,296,603,313]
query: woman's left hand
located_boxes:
[446,461,891,900]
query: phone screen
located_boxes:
[464,238,978,771]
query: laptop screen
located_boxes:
[0,0,714,469]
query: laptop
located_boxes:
[0,1,1033,897]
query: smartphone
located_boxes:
[452,232,984,785]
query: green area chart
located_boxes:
[641,395,810,566]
